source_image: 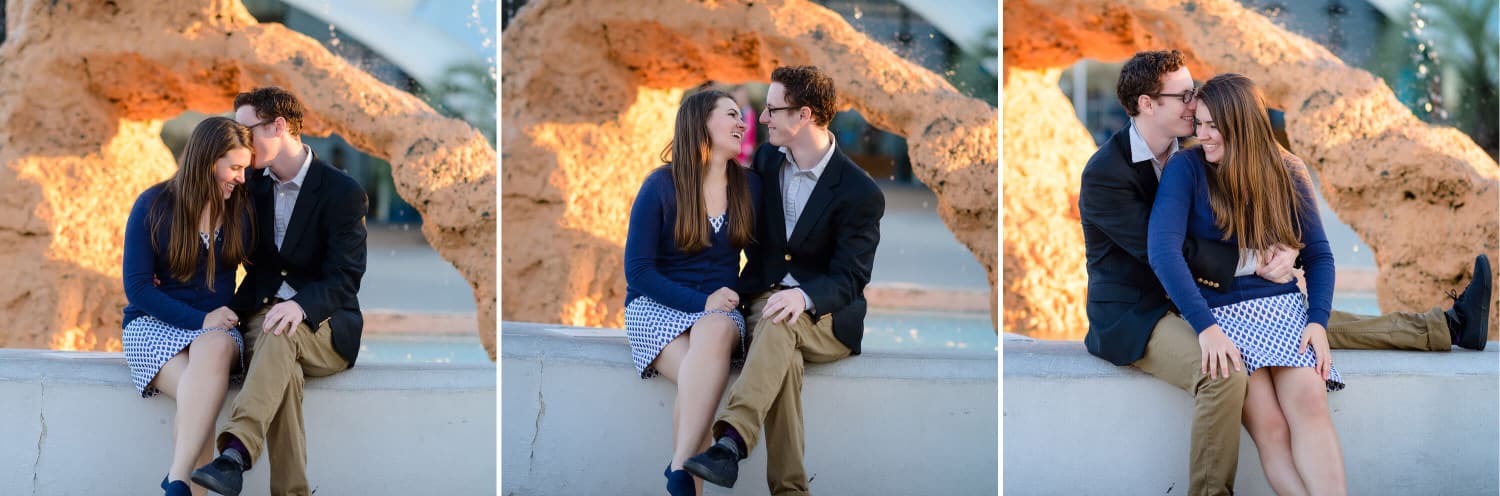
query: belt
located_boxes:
[770,283,800,291]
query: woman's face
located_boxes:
[1194,103,1224,163]
[214,147,251,200]
[707,97,747,158]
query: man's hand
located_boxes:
[1256,244,1298,284]
[705,287,739,313]
[202,306,239,330]
[761,288,808,325]
[263,300,307,337]
[1198,324,1244,380]
[1299,323,1333,381]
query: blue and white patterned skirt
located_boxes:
[1210,292,1344,391]
[122,315,245,398]
[624,296,747,379]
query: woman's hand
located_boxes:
[705,287,739,313]
[1300,322,1332,381]
[203,306,239,330]
[1198,324,1244,380]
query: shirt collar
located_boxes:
[1128,119,1178,165]
[265,144,313,186]
[778,131,837,179]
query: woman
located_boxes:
[122,116,255,496]
[623,89,758,496]
[1147,74,1346,496]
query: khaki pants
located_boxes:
[217,306,348,496]
[714,292,851,496]
[1136,308,1448,496]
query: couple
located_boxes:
[121,87,368,496]
[1081,50,1492,495]
[622,66,885,496]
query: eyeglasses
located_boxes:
[763,104,802,116]
[246,118,277,131]
[1150,89,1196,105]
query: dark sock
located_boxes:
[720,426,747,459]
[1447,309,1463,345]
[222,436,250,469]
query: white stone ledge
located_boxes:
[0,348,495,496]
[500,321,999,495]
[1003,334,1500,495]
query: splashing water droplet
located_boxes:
[854,6,862,20]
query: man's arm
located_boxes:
[289,184,368,329]
[797,186,884,318]
[1080,165,1237,289]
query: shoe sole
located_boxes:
[189,470,241,496]
[682,458,736,488]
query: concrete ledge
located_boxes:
[0,349,495,496]
[500,321,998,495]
[1003,334,1500,495]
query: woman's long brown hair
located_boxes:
[659,89,754,253]
[1197,73,1309,254]
[150,116,256,291]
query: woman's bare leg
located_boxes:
[1272,367,1347,496]
[166,332,237,493]
[1242,368,1308,496]
[669,315,738,474]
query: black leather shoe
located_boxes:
[190,454,245,496]
[1447,254,1491,351]
[683,442,740,488]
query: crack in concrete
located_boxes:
[528,359,545,481]
[31,383,46,496]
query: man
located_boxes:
[682,66,885,495]
[190,86,369,496]
[1079,50,1491,496]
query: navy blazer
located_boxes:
[1078,127,1239,365]
[230,156,368,367]
[738,143,884,355]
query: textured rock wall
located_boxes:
[502,0,999,328]
[1002,0,1499,339]
[0,0,498,357]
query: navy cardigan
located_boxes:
[1147,147,1335,333]
[122,184,248,330]
[624,166,762,313]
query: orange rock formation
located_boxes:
[1003,0,1499,339]
[502,0,999,328]
[0,0,498,357]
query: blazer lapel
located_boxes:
[1116,128,1161,201]
[278,159,324,258]
[760,149,789,244]
[251,170,277,254]
[787,150,847,248]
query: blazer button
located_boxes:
[262,297,269,304]
[280,269,288,277]
[784,254,792,262]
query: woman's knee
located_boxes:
[190,331,237,362]
[693,315,738,349]
[1279,373,1331,420]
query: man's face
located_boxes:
[759,83,803,146]
[234,105,277,168]
[1140,67,1197,138]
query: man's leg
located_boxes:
[713,292,800,455]
[760,309,847,496]
[1132,313,1248,496]
[263,320,348,496]
[1325,309,1449,351]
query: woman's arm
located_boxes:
[1148,155,1218,333]
[1290,159,1335,328]
[624,172,711,313]
[122,189,210,330]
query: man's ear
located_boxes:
[274,116,288,136]
[1137,94,1154,116]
